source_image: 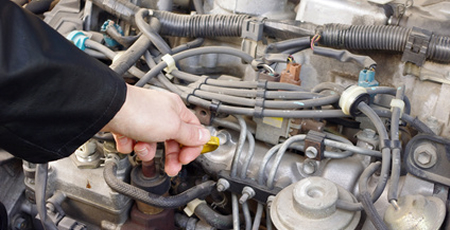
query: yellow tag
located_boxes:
[201,136,220,154]
[180,136,220,154]
[263,117,284,128]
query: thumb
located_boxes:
[174,123,210,146]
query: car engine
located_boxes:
[2,0,450,229]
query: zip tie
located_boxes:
[161,54,177,74]
[390,99,405,115]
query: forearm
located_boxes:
[0,0,126,163]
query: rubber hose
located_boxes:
[174,213,198,229]
[358,162,388,230]
[105,27,139,47]
[103,160,215,209]
[372,109,434,134]
[360,192,388,230]
[194,203,234,229]
[109,35,151,76]
[153,11,250,37]
[321,24,450,63]
[387,86,404,202]
[135,9,173,54]
[24,0,53,14]
[264,37,310,53]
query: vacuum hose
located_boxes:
[103,160,216,209]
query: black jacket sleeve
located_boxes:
[0,0,127,163]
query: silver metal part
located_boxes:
[209,0,296,20]
[197,127,366,191]
[270,177,361,230]
[296,0,388,25]
[239,186,255,204]
[47,156,132,228]
[216,178,230,192]
[384,195,446,230]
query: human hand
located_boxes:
[102,84,210,176]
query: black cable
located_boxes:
[103,160,215,209]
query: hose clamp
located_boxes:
[161,54,178,75]
[183,198,206,217]
[390,99,405,115]
[339,85,370,116]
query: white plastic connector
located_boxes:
[339,85,368,115]
[161,54,177,74]
[183,198,206,217]
[390,99,405,115]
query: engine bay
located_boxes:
[2,0,450,229]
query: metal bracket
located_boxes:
[304,130,326,160]
[218,171,281,204]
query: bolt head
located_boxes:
[417,151,431,165]
[303,159,316,175]
[305,146,318,158]
[217,184,225,192]
[413,143,437,169]
[362,129,377,138]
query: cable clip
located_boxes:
[390,99,405,115]
[339,85,370,116]
[66,31,89,51]
[401,27,432,67]
[161,54,178,74]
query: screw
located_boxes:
[217,178,230,192]
[305,146,318,158]
[239,186,256,204]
